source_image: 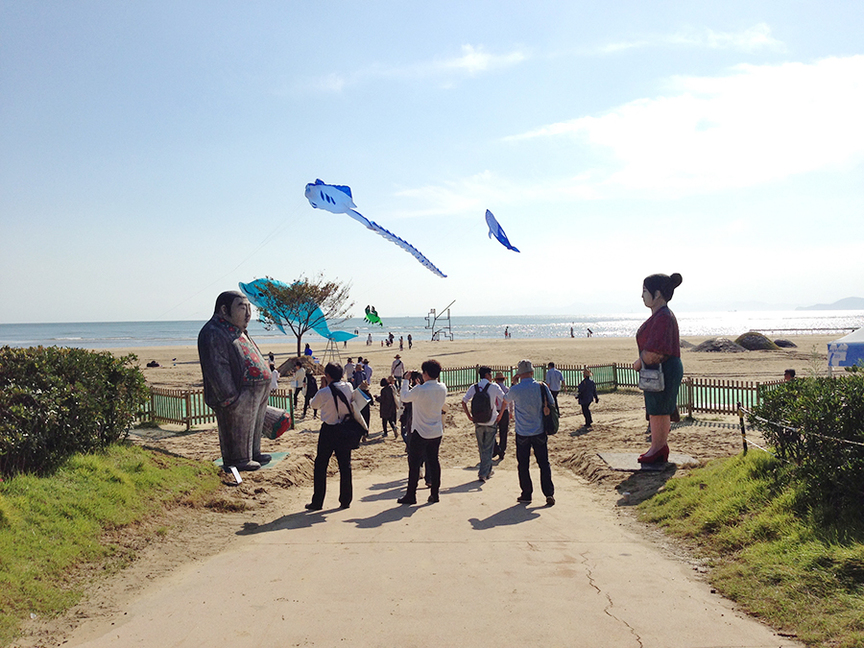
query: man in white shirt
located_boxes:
[461,366,506,482]
[545,362,564,413]
[343,358,355,381]
[397,359,448,505]
[305,363,355,511]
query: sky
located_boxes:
[1,1,863,324]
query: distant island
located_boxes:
[797,297,864,311]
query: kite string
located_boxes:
[153,210,297,321]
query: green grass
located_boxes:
[639,452,864,647]
[0,444,222,645]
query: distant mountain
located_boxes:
[797,297,864,311]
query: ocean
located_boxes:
[1,311,862,350]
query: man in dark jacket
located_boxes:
[576,369,600,428]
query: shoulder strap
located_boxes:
[330,384,353,418]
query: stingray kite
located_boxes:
[305,179,446,278]
[239,278,357,343]
[364,305,383,327]
[485,209,520,253]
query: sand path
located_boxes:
[64,467,799,648]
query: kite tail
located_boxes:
[365,219,447,278]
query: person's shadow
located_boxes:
[235,509,330,536]
[469,504,541,530]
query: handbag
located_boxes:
[540,382,559,435]
[638,364,665,392]
[330,386,367,449]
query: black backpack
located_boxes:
[470,382,493,422]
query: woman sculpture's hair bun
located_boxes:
[644,273,683,302]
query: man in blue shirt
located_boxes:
[545,362,564,413]
[504,359,555,507]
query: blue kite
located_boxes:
[239,278,357,342]
[485,210,520,252]
[304,179,447,278]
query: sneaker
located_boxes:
[517,495,532,503]
[546,496,556,507]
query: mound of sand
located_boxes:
[735,332,780,351]
[692,337,747,353]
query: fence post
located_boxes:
[686,377,694,418]
[612,364,618,390]
[184,390,192,431]
[738,401,748,455]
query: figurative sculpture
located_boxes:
[198,291,272,471]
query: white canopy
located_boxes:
[828,327,864,368]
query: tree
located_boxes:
[255,274,354,357]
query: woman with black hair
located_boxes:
[633,273,683,465]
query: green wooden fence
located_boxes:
[143,387,294,430]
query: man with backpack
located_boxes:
[461,366,507,482]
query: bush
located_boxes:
[0,347,148,476]
[749,375,864,521]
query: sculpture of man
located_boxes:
[198,290,272,471]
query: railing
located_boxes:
[440,363,786,416]
[142,388,294,430]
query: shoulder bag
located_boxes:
[330,386,367,450]
[540,382,559,435]
[638,364,665,392]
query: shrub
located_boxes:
[749,376,864,521]
[0,347,148,476]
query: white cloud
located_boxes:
[507,56,864,197]
[304,44,526,92]
[600,23,785,55]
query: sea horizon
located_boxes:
[1,310,863,350]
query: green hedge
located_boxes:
[0,346,148,476]
[749,375,864,520]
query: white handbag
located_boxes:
[638,364,665,392]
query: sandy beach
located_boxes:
[14,333,834,647]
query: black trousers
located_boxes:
[550,390,560,413]
[406,432,441,498]
[311,424,352,507]
[515,433,554,499]
[581,403,593,426]
[494,410,510,458]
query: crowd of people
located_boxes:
[256,272,685,512]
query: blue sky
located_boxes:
[1,1,862,323]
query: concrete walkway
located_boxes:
[67,467,799,648]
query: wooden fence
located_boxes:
[439,363,785,416]
[142,388,294,430]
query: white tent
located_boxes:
[827,327,864,375]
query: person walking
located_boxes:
[302,369,319,419]
[397,360,448,505]
[492,372,512,460]
[461,366,506,482]
[391,354,405,389]
[376,377,399,437]
[305,363,355,511]
[407,334,413,350]
[576,369,599,427]
[291,361,306,410]
[505,359,555,507]
[545,362,564,413]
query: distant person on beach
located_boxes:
[399,336,404,351]
[407,334,413,349]
[197,290,271,472]
[304,343,313,356]
[576,369,599,427]
[268,352,275,364]
[305,363,355,510]
[367,333,373,346]
[493,372,512,460]
[462,366,507,482]
[391,354,405,389]
[633,272,684,466]
[545,362,564,413]
[376,377,399,438]
[292,361,305,409]
[269,364,279,393]
[570,327,574,338]
[784,368,796,381]
[344,358,355,380]
[504,326,509,339]
[505,360,555,507]
[302,369,319,419]
[587,328,593,338]
[397,360,447,505]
